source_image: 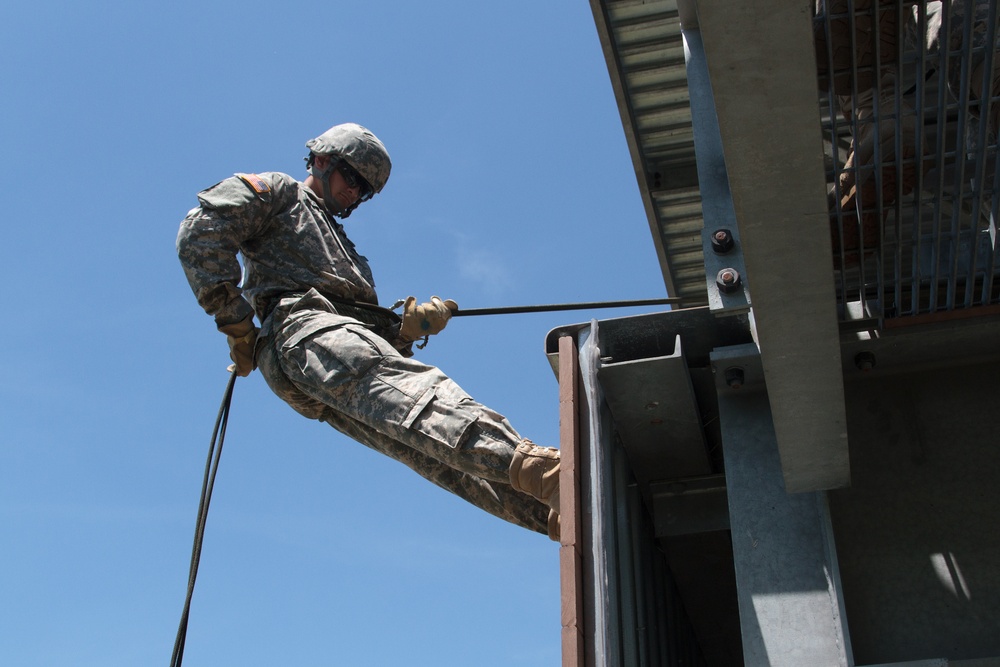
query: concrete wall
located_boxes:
[830,360,1000,664]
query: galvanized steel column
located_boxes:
[713,343,852,666]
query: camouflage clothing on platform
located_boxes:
[946,0,1000,119]
[177,172,549,534]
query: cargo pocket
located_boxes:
[279,318,386,389]
[400,387,478,450]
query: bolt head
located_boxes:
[854,351,877,372]
[711,228,735,253]
[716,268,742,293]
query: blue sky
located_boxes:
[1,2,667,665]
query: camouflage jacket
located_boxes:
[177,172,401,343]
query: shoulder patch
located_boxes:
[236,173,272,201]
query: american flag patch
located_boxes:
[237,173,270,194]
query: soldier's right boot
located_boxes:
[832,78,920,265]
[509,440,561,542]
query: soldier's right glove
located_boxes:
[399,296,459,342]
[218,315,258,376]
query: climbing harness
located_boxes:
[169,369,238,667]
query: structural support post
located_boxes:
[693,0,850,492]
[713,344,852,667]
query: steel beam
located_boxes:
[713,343,851,666]
[686,1,850,491]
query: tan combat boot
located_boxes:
[509,440,561,541]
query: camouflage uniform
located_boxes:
[177,171,549,534]
[946,1,1000,132]
[893,1,998,124]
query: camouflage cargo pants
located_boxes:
[256,289,549,535]
[947,1,999,117]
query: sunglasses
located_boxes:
[337,162,374,201]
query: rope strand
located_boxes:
[170,369,238,667]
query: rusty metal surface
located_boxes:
[557,334,585,667]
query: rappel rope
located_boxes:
[170,368,238,667]
[166,295,676,663]
[449,296,682,317]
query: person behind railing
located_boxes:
[814,1,999,258]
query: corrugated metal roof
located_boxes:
[590,0,707,307]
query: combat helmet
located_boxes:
[305,123,391,217]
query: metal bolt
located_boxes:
[724,366,745,389]
[716,268,742,294]
[711,228,735,254]
[854,351,877,372]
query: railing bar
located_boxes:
[947,0,979,311]
[846,0,873,316]
[866,0,885,321]
[967,0,1000,306]
[931,4,956,313]
[911,1,930,316]
[985,144,1000,303]
[979,0,1000,305]
[817,2,849,297]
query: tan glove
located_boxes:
[399,296,459,342]
[218,315,259,376]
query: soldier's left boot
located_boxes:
[509,440,561,541]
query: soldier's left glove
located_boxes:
[399,296,459,342]
[218,315,259,376]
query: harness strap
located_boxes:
[321,295,402,340]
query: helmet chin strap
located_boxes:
[307,156,357,218]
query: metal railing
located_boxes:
[815,0,1000,327]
